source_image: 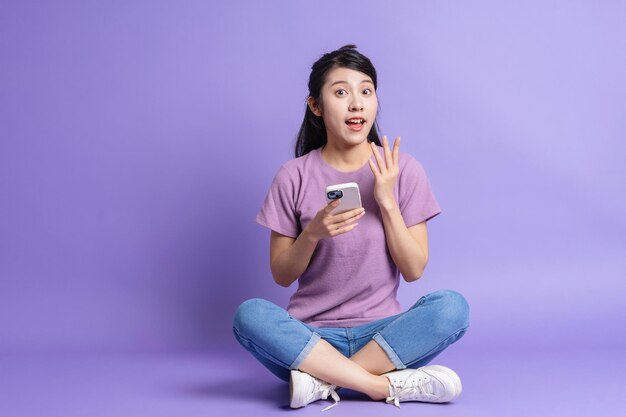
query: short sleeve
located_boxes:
[255,166,301,238]
[398,155,442,227]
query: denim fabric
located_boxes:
[232,289,470,382]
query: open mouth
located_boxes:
[345,118,366,126]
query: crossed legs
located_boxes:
[298,338,394,400]
[233,289,470,402]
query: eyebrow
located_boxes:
[330,79,374,87]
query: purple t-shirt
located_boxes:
[256,146,441,328]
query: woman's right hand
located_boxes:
[303,199,365,243]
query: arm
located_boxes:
[269,230,317,287]
[378,202,429,281]
[269,200,365,287]
[368,136,430,282]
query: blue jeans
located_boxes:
[232,289,470,382]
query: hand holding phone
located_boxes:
[302,182,365,242]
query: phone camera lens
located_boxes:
[327,190,343,200]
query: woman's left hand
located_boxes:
[368,135,400,210]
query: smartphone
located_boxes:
[325,182,362,215]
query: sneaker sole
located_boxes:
[422,365,462,402]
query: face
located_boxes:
[309,66,378,148]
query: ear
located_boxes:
[307,96,322,117]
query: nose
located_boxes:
[349,96,363,111]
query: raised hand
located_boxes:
[368,135,400,209]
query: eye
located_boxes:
[362,88,373,95]
[335,89,347,96]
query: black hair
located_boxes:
[294,45,381,158]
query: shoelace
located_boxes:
[311,378,340,412]
[386,374,438,408]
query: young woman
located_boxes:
[233,45,469,410]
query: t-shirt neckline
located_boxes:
[313,146,375,179]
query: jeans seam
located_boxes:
[233,326,295,370]
[411,294,430,309]
[354,332,377,340]
[405,325,469,368]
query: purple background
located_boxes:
[1,1,626,415]
[2,0,625,352]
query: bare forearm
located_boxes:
[379,202,428,281]
[270,200,364,287]
[271,230,319,287]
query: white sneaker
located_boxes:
[290,370,340,411]
[383,365,462,407]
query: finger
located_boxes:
[329,207,365,223]
[383,135,393,170]
[392,136,400,168]
[329,222,359,237]
[370,141,386,173]
[367,158,380,178]
[329,211,365,230]
[323,199,341,214]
